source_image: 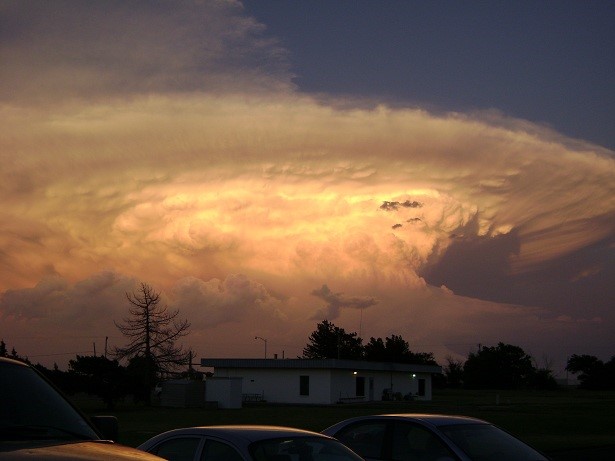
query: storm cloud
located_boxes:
[1,1,613,370]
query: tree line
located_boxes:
[2,284,614,409]
[1,282,195,408]
[302,320,437,365]
[301,320,615,391]
[444,345,615,391]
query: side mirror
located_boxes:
[91,415,119,441]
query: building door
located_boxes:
[369,377,374,401]
[418,378,425,396]
[356,376,365,397]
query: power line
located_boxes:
[27,351,93,358]
[1,335,122,340]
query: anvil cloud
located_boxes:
[1,1,613,371]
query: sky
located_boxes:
[1,1,614,375]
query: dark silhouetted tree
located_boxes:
[443,356,464,388]
[567,354,615,390]
[463,342,535,389]
[530,367,558,390]
[37,363,74,395]
[0,340,30,364]
[114,282,190,403]
[363,337,387,361]
[125,355,157,404]
[302,320,363,359]
[68,355,126,409]
[408,351,438,365]
[364,334,437,365]
[604,358,615,389]
[382,334,411,362]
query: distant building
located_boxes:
[159,379,205,408]
[200,358,441,405]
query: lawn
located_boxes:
[76,388,615,457]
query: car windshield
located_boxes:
[439,423,548,461]
[250,436,364,461]
[0,360,99,441]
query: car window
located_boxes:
[439,424,548,461]
[0,360,99,441]
[392,422,457,461]
[250,436,363,461]
[201,439,244,461]
[333,421,387,459]
[152,436,201,461]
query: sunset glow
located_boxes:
[1,1,613,372]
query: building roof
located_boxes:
[200,358,441,374]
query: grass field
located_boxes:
[76,388,615,457]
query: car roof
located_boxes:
[324,413,489,431]
[0,356,30,366]
[378,414,488,425]
[139,425,333,449]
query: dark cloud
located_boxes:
[380,200,423,211]
[173,274,281,328]
[0,271,133,323]
[423,228,521,302]
[423,228,615,322]
[310,284,378,320]
[0,275,68,320]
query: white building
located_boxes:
[200,358,441,405]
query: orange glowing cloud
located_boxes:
[1,1,613,369]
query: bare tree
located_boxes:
[114,282,190,398]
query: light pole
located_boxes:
[254,336,267,359]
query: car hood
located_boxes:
[0,440,163,460]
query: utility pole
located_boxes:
[254,336,267,358]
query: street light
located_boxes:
[254,336,267,358]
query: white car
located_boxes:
[138,425,364,461]
[322,414,549,461]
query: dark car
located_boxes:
[0,356,163,460]
[322,414,549,461]
[138,425,365,461]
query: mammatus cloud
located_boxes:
[0,1,614,369]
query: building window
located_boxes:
[356,376,365,396]
[299,375,309,396]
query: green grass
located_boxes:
[74,388,615,456]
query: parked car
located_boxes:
[322,414,549,461]
[0,356,163,460]
[137,425,365,461]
